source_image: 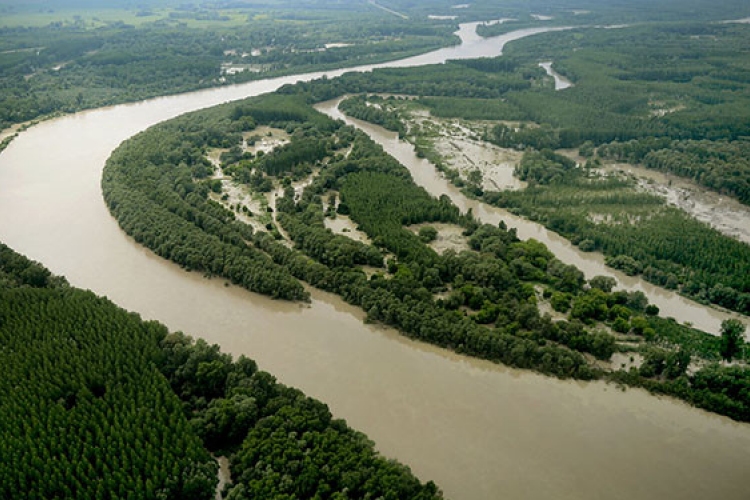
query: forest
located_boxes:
[0,243,217,499]
[102,91,749,422]
[0,240,442,498]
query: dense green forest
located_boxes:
[102,92,749,422]
[0,243,217,499]
[0,241,442,498]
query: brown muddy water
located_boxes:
[1,23,749,500]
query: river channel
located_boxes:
[317,100,746,337]
[0,23,749,500]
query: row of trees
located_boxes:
[0,242,67,289]
[284,59,538,103]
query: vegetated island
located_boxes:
[0,241,442,499]
[102,88,749,423]
[299,17,750,317]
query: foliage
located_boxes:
[419,226,439,243]
[417,96,527,121]
[0,241,68,289]
[609,362,750,422]
[0,266,216,499]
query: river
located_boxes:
[0,23,749,500]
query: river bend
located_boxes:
[1,23,749,500]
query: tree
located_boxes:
[418,226,438,243]
[589,275,616,293]
[720,319,746,362]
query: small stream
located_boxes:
[539,61,574,90]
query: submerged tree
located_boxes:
[720,319,746,362]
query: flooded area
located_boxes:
[206,126,299,234]
[1,22,750,500]
[317,98,748,337]
[603,163,750,245]
[324,215,372,244]
[243,125,290,154]
[408,111,526,191]
[214,456,231,500]
[408,222,469,254]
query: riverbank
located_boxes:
[319,98,748,336]
[0,119,45,155]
